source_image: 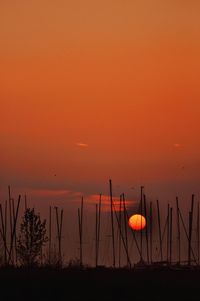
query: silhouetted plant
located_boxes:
[43,247,64,268]
[68,258,81,268]
[17,208,48,266]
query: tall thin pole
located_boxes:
[179,206,197,265]
[169,207,173,265]
[81,197,83,263]
[55,207,63,263]
[144,195,149,264]
[123,193,129,266]
[8,195,21,264]
[140,186,144,261]
[118,195,122,267]
[197,202,200,265]
[95,203,98,267]
[8,186,11,202]
[188,194,194,266]
[0,203,7,265]
[8,187,12,230]
[176,197,181,264]
[8,186,13,262]
[49,206,52,263]
[113,201,132,267]
[78,208,82,266]
[59,209,63,263]
[4,200,7,265]
[167,204,170,263]
[24,194,27,211]
[95,194,102,267]
[188,211,192,266]
[97,194,102,266]
[161,212,170,256]
[157,200,163,262]
[109,179,116,268]
[12,199,17,265]
[78,197,84,266]
[149,201,153,264]
[55,207,60,259]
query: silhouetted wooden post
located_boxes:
[123,193,129,266]
[109,179,116,268]
[8,186,11,201]
[81,198,83,263]
[113,199,132,268]
[78,197,84,266]
[169,207,173,265]
[188,211,192,266]
[140,186,144,261]
[78,208,81,265]
[8,187,12,233]
[8,186,18,264]
[95,194,102,267]
[24,194,27,211]
[118,195,122,267]
[97,194,102,266]
[179,206,197,265]
[176,197,181,264]
[55,207,64,264]
[188,195,194,266]
[95,203,98,267]
[4,201,7,265]
[12,199,17,265]
[197,202,200,265]
[49,206,52,263]
[8,195,21,264]
[8,186,14,263]
[59,209,63,263]
[157,200,163,262]
[144,195,149,264]
[55,207,60,260]
[167,204,170,263]
[149,201,153,264]
[0,203,7,265]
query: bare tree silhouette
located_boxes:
[17,208,48,266]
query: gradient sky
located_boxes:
[1,0,200,207]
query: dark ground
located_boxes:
[1,267,200,301]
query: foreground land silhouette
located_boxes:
[1,185,200,300]
[1,267,200,301]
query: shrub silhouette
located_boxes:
[17,208,48,266]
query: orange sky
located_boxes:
[1,0,200,204]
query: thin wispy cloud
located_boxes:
[76,143,89,148]
[85,194,137,212]
[174,143,182,148]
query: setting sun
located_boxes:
[128,214,146,231]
